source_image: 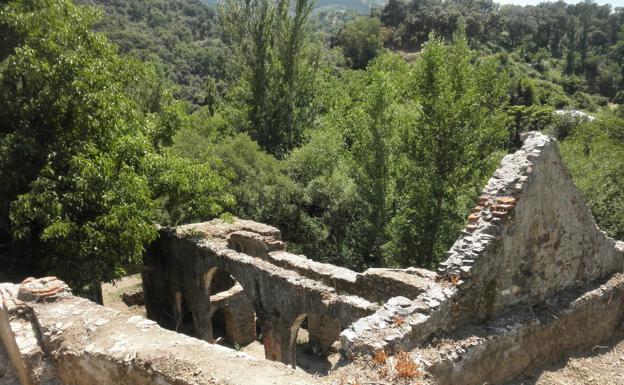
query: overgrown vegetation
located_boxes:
[0,0,623,296]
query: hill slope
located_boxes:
[199,0,387,14]
[76,0,231,107]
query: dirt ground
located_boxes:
[101,274,145,317]
[509,327,624,385]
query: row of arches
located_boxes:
[171,266,340,371]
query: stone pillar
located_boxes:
[223,296,256,345]
[190,296,213,341]
[262,313,305,367]
[188,270,216,341]
[308,314,341,354]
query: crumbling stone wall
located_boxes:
[339,132,623,360]
[0,278,320,385]
[441,132,624,322]
[143,220,386,367]
[142,216,444,367]
[423,274,624,385]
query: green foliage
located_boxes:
[337,16,385,69]
[573,91,597,111]
[313,8,359,35]
[3,0,623,288]
[220,0,320,157]
[384,34,509,266]
[561,115,624,240]
[292,34,509,269]
[506,105,556,148]
[534,80,573,108]
[209,134,313,242]
[379,0,624,103]
[0,0,230,295]
[510,77,539,106]
[329,54,415,266]
[75,0,230,108]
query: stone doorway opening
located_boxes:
[291,314,336,375]
[207,267,257,348]
[211,307,228,341]
[210,269,236,293]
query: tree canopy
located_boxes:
[0,0,232,297]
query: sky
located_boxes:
[496,0,624,6]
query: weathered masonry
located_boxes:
[1,132,623,385]
[142,219,438,366]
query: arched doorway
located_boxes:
[290,314,336,374]
[207,267,257,347]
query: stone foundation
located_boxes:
[422,274,624,385]
[0,278,319,385]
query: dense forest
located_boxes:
[0,0,623,299]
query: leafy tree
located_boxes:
[220,0,320,157]
[74,0,230,108]
[378,0,624,102]
[0,0,231,298]
[510,77,539,106]
[293,34,509,269]
[321,54,415,267]
[614,25,624,80]
[561,116,624,241]
[337,16,385,69]
[384,33,509,267]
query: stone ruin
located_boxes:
[1,132,623,385]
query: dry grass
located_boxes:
[392,315,406,327]
[372,350,387,366]
[394,351,422,380]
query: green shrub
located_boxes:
[573,91,597,112]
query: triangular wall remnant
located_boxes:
[441,131,623,322]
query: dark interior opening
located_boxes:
[211,307,227,340]
[210,269,236,293]
[179,296,194,335]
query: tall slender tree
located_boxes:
[219,0,318,157]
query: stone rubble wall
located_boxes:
[143,223,383,366]
[441,132,623,323]
[422,273,624,385]
[208,283,256,345]
[0,283,31,385]
[143,215,443,366]
[0,278,73,385]
[0,340,20,385]
[268,250,437,303]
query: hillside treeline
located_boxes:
[379,0,624,103]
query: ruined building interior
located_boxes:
[1,131,623,384]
